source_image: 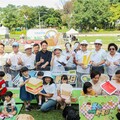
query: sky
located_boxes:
[0,0,68,9]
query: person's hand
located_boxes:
[25,79,29,84]
[40,57,44,63]
[106,62,111,66]
[7,59,11,65]
[67,56,70,60]
[81,64,87,69]
[92,62,98,66]
[79,63,84,66]
[17,58,23,65]
[41,64,46,68]
[113,61,119,66]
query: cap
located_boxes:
[81,40,88,45]
[12,42,19,47]
[94,39,102,45]
[53,46,62,51]
[24,44,32,50]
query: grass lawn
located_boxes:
[20,108,64,120]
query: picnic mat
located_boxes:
[0,104,23,120]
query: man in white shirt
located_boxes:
[62,42,76,70]
[7,42,23,86]
[22,44,35,70]
[90,39,106,73]
[75,40,91,87]
[0,43,9,72]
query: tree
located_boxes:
[71,0,111,31]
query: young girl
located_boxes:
[57,75,72,109]
[0,71,7,102]
[2,91,17,118]
[39,72,57,112]
[81,82,96,96]
[19,67,34,111]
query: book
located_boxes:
[100,81,117,95]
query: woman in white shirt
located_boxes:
[106,43,120,80]
[39,72,57,112]
[22,44,35,70]
[75,40,91,87]
[0,43,8,71]
[51,46,67,73]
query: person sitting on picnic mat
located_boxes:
[1,91,17,118]
[81,82,96,96]
[111,70,120,96]
[19,67,34,112]
[57,75,72,109]
[0,71,7,102]
[38,72,57,112]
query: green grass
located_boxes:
[77,36,120,45]
[20,107,64,120]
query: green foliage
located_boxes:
[71,0,111,31]
[0,5,62,30]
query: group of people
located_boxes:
[0,39,120,119]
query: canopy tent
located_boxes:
[0,26,9,35]
[66,28,79,35]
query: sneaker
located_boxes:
[28,105,34,109]
[25,107,31,111]
[36,105,41,111]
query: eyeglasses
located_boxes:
[81,44,87,46]
[94,43,101,45]
[12,46,18,48]
[109,48,115,51]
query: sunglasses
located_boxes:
[94,43,101,45]
[81,44,87,46]
[109,48,115,51]
[12,46,18,48]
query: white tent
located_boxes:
[66,28,79,35]
[0,26,9,35]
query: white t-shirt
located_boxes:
[106,52,120,76]
[62,50,75,67]
[43,83,57,100]
[0,53,9,71]
[52,55,68,72]
[21,53,35,70]
[91,49,106,65]
[111,80,120,96]
[76,50,91,73]
[4,98,16,107]
[8,52,23,70]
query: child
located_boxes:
[0,71,7,102]
[36,71,44,110]
[81,82,96,96]
[116,102,120,120]
[19,67,34,111]
[2,91,17,118]
[57,75,72,109]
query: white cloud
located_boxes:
[0,0,69,9]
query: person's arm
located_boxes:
[19,78,29,87]
[50,53,55,67]
[36,52,43,66]
[39,92,53,98]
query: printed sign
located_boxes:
[79,96,119,120]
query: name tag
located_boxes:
[11,65,16,69]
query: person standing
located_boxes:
[7,42,23,83]
[106,43,120,80]
[0,43,8,71]
[33,43,40,55]
[22,44,35,70]
[75,40,91,87]
[36,41,52,71]
[90,39,106,73]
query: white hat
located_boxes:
[53,46,62,51]
[94,39,102,45]
[24,44,32,50]
[81,40,88,45]
[42,72,53,80]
